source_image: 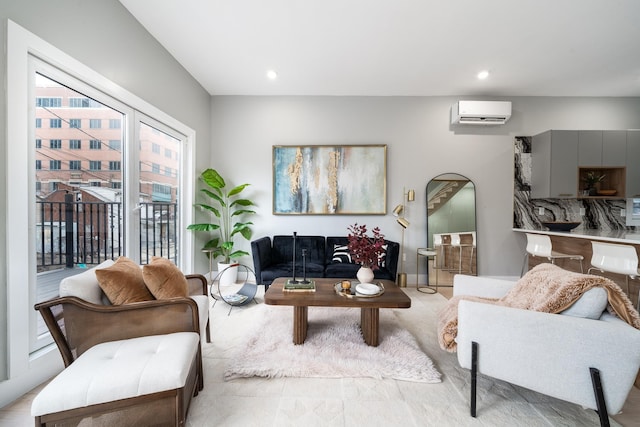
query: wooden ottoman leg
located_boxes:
[293,306,308,344]
[360,308,380,346]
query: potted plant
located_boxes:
[347,223,386,283]
[187,168,255,285]
[582,171,605,196]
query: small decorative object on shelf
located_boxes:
[284,279,316,292]
[581,171,605,196]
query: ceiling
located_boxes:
[119,0,640,97]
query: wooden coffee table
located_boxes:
[264,278,411,346]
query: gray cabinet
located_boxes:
[578,130,626,167]
[531,130,578,198]
[627,130,640,197]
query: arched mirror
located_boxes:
[426,173,477,287]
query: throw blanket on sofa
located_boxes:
[437,263,640,353]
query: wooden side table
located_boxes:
[416,248,437,293]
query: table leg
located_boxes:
[293,306,308,344]
[360,307,380,346]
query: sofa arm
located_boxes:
[456,300,640,414]
[453,275,516,298]
[35,296,200,367]
[251,236,272,286]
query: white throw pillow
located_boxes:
[59,259,115,305]
[560,287,608,319]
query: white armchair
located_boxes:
[453,274,640,427]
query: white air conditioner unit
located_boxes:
[451,100,512,125]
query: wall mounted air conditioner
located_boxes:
[451,100,512,125]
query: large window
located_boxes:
[28,63,191,355]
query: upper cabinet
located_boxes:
[628,130,640,197]
[531,129,637,199]
[531,130,578,198]
[578,130,626,167]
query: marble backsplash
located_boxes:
[513,136,633,232]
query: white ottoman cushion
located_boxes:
[31,332,199,416]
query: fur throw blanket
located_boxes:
[438,263,640,353]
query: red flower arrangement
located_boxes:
[347,223,385,270]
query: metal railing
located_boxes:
[36,196,178,271]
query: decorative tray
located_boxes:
[334,281,385,298]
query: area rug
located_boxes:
[224,304,442,383]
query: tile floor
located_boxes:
[1,280,638,426]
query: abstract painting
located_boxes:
[273,145,387,215]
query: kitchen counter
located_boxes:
[513,228,640,244]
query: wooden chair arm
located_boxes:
[35,296,200,367]
[185,273,208,296]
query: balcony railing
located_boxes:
[36,196,178,272]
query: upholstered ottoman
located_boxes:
[32,332,200,426]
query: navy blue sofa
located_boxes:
[251,235,399,291]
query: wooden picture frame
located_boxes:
[272,144,387,215]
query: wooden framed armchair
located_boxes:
[30,259,210,426]
[32,296,203,426]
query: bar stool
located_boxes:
[588,241,639,304]
[522,233,584,275]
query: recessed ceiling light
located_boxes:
[266,70,278,80]
[477,70,490,80]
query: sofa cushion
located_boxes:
[96,256,155,305]
[143,256,189,299]
[59,259,115,305]
[560,287,608,319]
[31,332,199,417]
[331,244,353,263]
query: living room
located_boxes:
[1,1,640,425]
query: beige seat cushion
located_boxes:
[143,256,189,299]
[96,256,154,304]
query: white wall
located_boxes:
[0,0,211,408]
[209,96,640,279]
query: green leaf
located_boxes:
[201,168,225,189]
[200,189,225,207]
[194,203,221,218]
[231,209,256,217]
[231,199,254,207]
[187,223,219,231]
[228,250,249,259]
[228,183,250,197]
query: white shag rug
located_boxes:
[224,304,442,383]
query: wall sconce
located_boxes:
[394,187,415,287]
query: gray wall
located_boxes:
[0,0,211,406]
[209,96,640,279]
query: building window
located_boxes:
[152,143,160,154]
[35,118,41,128]
[108,140,121,150]
[36,97,61,108]
[164,166,172,176]
[69,97,101,108]
[50,139,61,149]
[35,160,41,170]
[69,119,81,128]
[90,181,102,187]
[109,119,121,129]
[50,118,62,128]
[69,139,81,149]
[165,148,172,158]
[89,139,101,149]
[111,181,122,189]
[35,139,41,149]
[35,181,41,192]
[69,160,81,170]
[152,183,172,202]
[89,119,101,129]
[50,182,59,192]
[50,160,61,170]
[152,163,160,174]
[109,161,121,171]
[89,161,101,171]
